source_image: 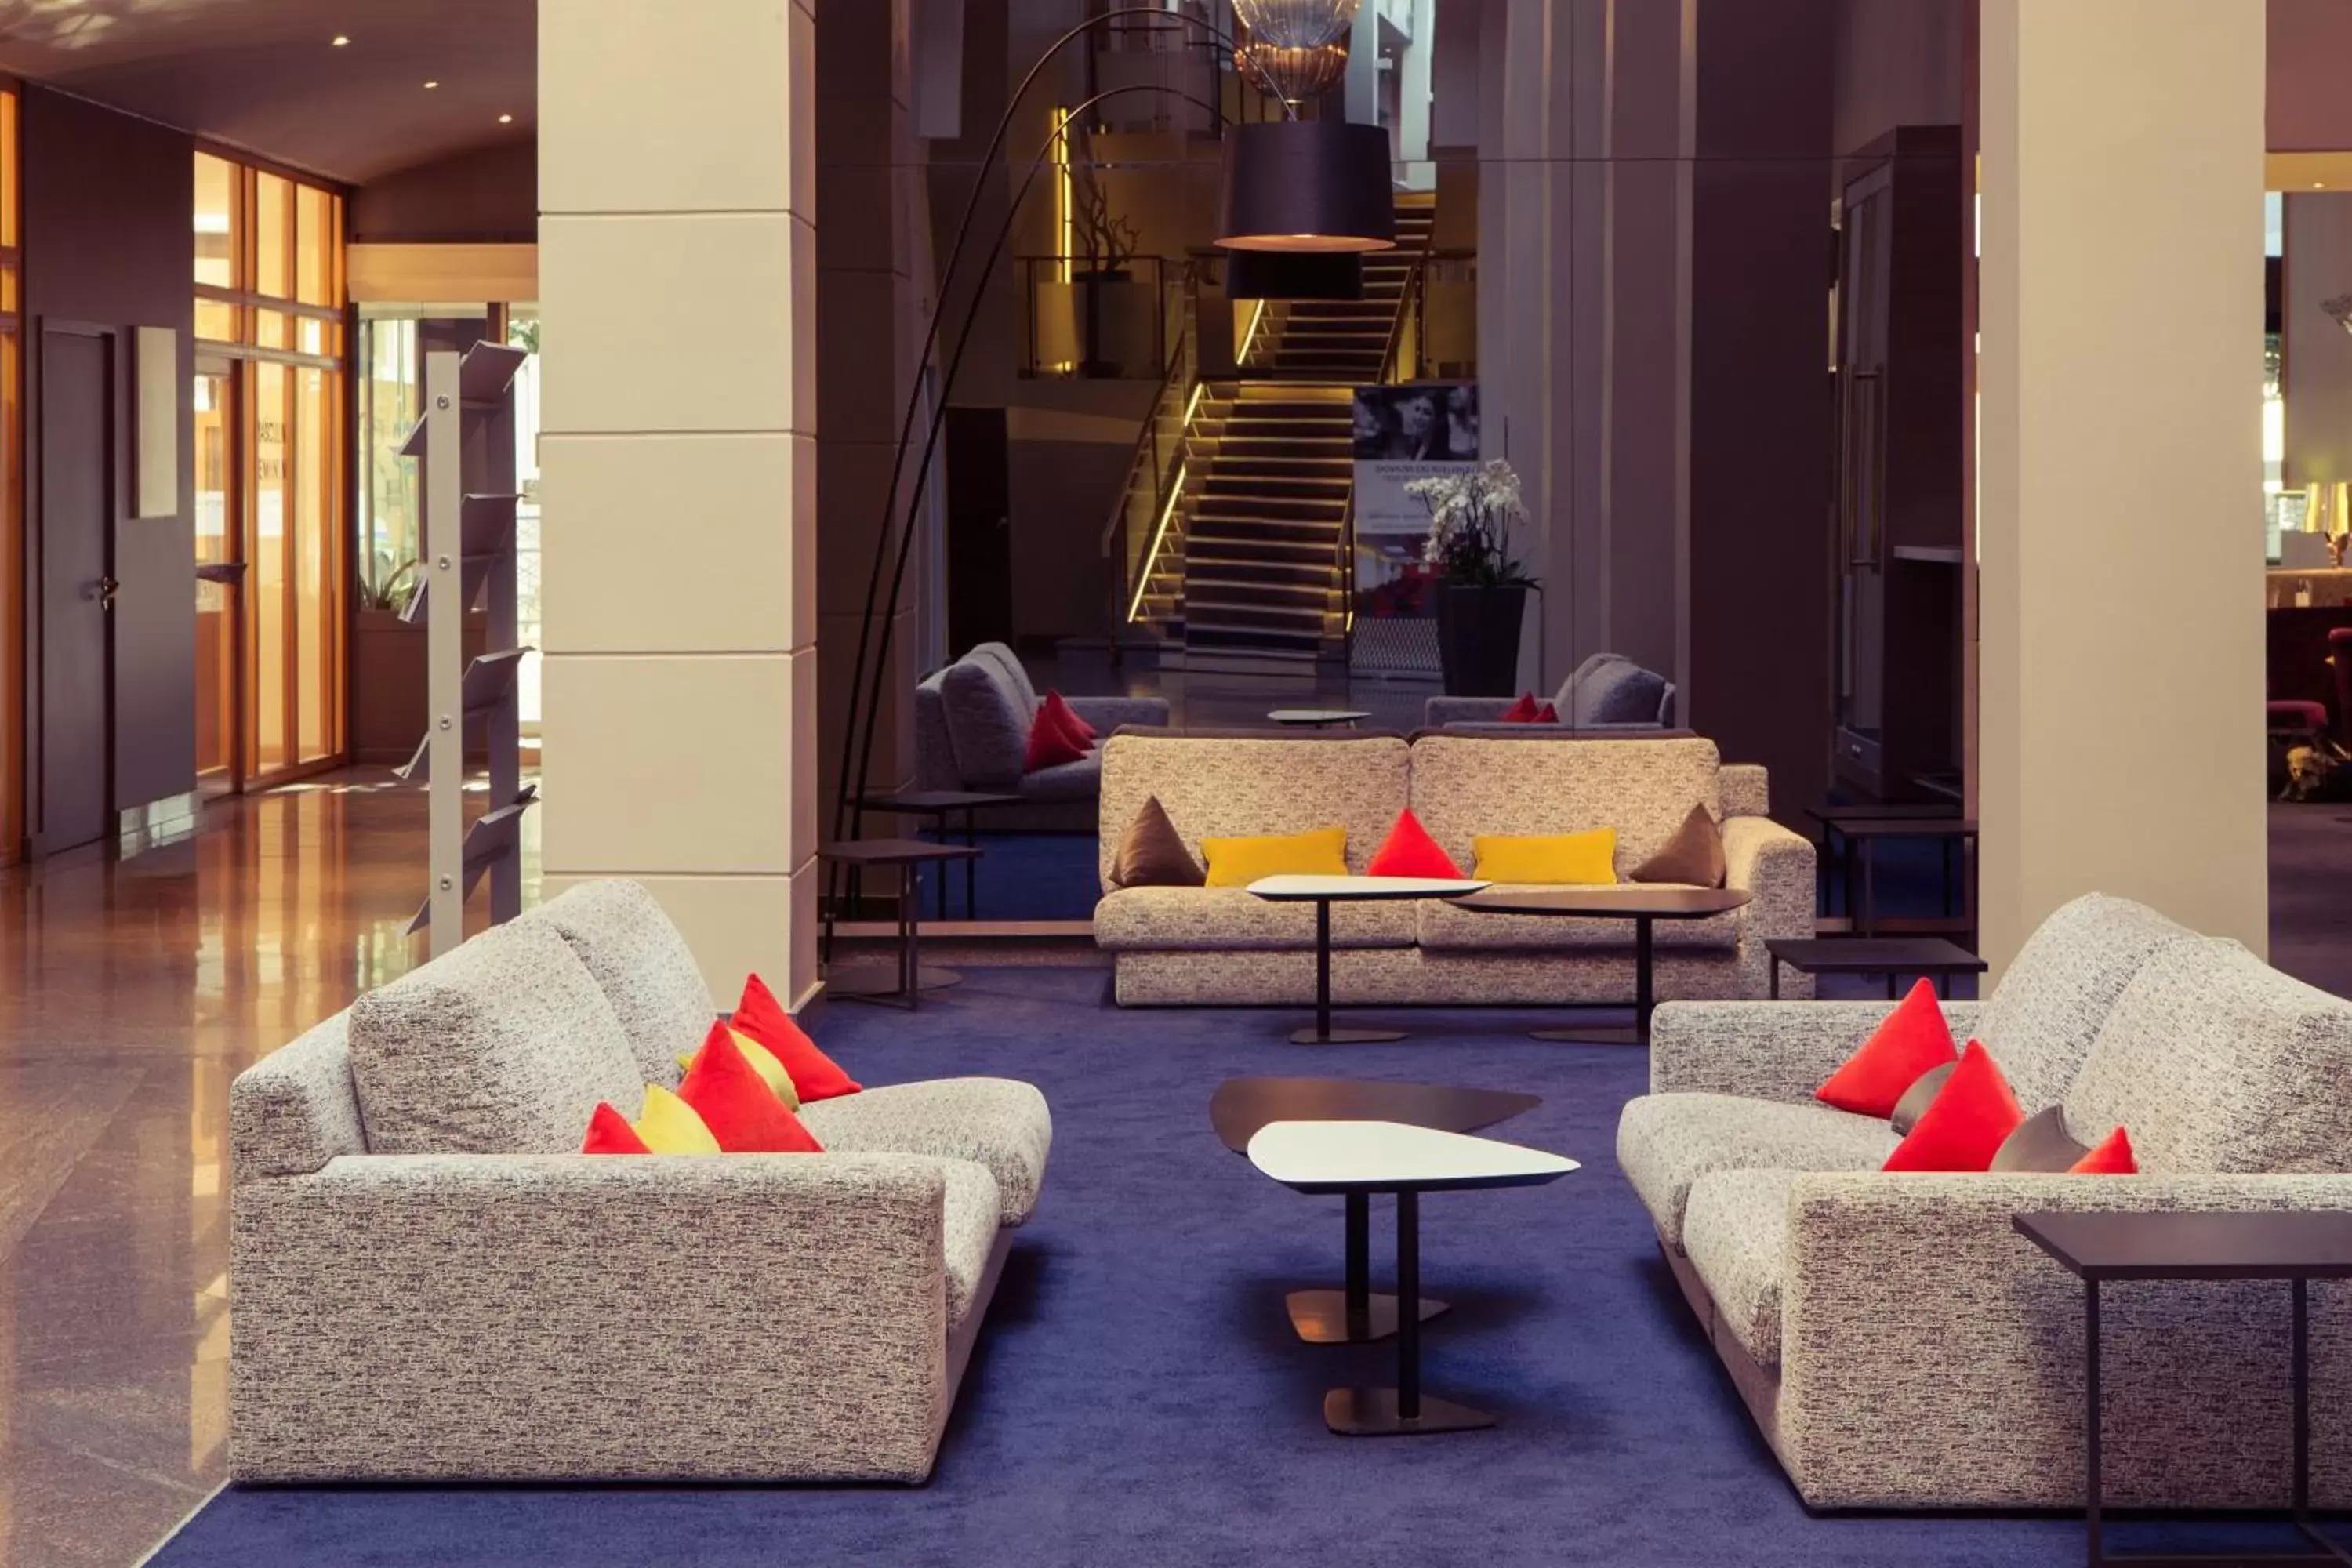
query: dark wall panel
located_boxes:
[23,87,198,820]
[350,139,535,243]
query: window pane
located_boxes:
[358,317,421,593]
[194,368,236,781]
[253,365,289,773]
[255,310,289,350]
[296,184,334,305]
[195,298,239,343]
[194,152,237,288]
[299,315,325,356]
[256,172,291,299]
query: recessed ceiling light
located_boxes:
[498,113,514,124]
[423,79,439,89]
[332,34,350,45]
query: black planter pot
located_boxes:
[1435,583,1528,696]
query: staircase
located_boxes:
[1131,193,1436,669]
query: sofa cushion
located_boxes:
[1882,1040,2024,1173]
[1098,734,1412,889]
[1973,892,2201,1111]
[522,879,717,1089]
[1683,1167,1799,1367]
[940,1160,1004,1328]
[1418,885,1740,953]
[1572,655,1668,725]
[1094,886,1419,953]
[348,920,644,1156]
[797,1078,1051,1226]
[1015,751,1101,804]
[1407,735,1720,880]
[2063,938,2352,1174]
[1616,1092,1898,1248]
[938,655,1031,787]
[1814,979,1957,1118]
[968,641,1040,716]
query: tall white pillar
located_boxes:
[537,0,822,1004]
[1976,0,2268,967]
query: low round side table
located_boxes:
[1449,885,1752,1044]
[818,839,982,1007]
[1248,874,1490,1044]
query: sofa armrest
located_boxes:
[1722,813,1815,949]
[231,1152,960,1482]
[1067,695,1170,731]
[1425,696,1515,726]
[1777,1171,2352,1509]
[1648,1000,1985,1101]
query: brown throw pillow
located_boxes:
[1889,1062,1955,1136]
[1988,1105,2092,1174]
[1111,796,1203,888]
[1630,804,1726,887]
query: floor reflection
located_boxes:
[0,770,531,1567]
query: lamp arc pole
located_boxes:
[830,5,1273,910]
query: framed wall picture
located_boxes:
[133,325,179,518]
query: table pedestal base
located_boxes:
[1528,1024,1642,1045]
[826,964,963,1003]
[1324,1388,1494,1436]
[1284,1289,1447,1345]
[1291,1025,1408,1046]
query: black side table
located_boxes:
[817,839,982,1007]
[856,789,1019,920]
[1766,936,1987,1000]
[2013,1209,2352,1567]
[1449,886,1753,1044]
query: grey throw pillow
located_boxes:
[939,656,1031,786]
[1571,658,1668,726]
[1989,1105,2092,1173]
[1889,1062,1955,1136]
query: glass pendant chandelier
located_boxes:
[1231,0,1362,105]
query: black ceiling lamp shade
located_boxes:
[1225,249,1363,300]
[1216,118,1396,253]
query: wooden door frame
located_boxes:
[194,352,245,796]
[25,318,116,858]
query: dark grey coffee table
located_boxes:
[1211,1076,1541,1345]
[1766,936,1987,1000]
[1450,885,1753,1043]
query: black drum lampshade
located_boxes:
[1216,118,1395,253]
[1225,249,1363,300]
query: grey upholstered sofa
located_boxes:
[1425,650,1677,730]
[913,642,1171,830]
[1096,731,1813,1006]
[1617,892,2352,1511]
[228,879,1050,1483]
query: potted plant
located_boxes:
[1406,459,1540,695]
[1072,159,1144,377]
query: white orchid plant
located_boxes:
[1406,459,1539,588]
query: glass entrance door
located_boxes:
[193,361,241,795]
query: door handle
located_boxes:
[93,575,119,611]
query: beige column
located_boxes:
[1976,0,2267,967]
[536,0,822,1004]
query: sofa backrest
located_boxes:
[1566,653,1676,727]
[516,879,716,1088]
[1098,732,1411,888]
[1976,892,2201,1112]
[2063,938,2352,1174]
[1407,734,1723,878]
[346,918,644,1157]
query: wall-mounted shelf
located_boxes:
[404,340,532,953]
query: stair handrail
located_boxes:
[1376,223,1438,389]
[1099,289,1198,641]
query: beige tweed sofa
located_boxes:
[227,879,1050,1484]
[1618,893,2352,1511]
[1094,731,1814,1007]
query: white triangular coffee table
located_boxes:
[1247,1120,1577,1435]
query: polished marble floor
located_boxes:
[0,775,2346,1566]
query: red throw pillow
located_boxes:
[1041,689,1096,745]
[2070,1126,2139,1174]
[732,973,862,1102]
[1499,692,1542,724]
[678,1025,825,1153]
[1366,808,1465,878]
[1025,699,1090,771]
[1882,1040,2024,1173]
[581,1102,652,1155]
[1814,978,1958,1118]
[1533,702,1559,723]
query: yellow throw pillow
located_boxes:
[633,1083,722,1154]
[1200,826,1348,888]
[678,1027,800,1110]
[1472,829,1618,886]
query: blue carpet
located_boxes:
[162,969,2161,1566]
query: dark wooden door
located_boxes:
[944,406,1013,654]
[36,328,114,855]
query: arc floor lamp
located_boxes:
[829,4,1397,915]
